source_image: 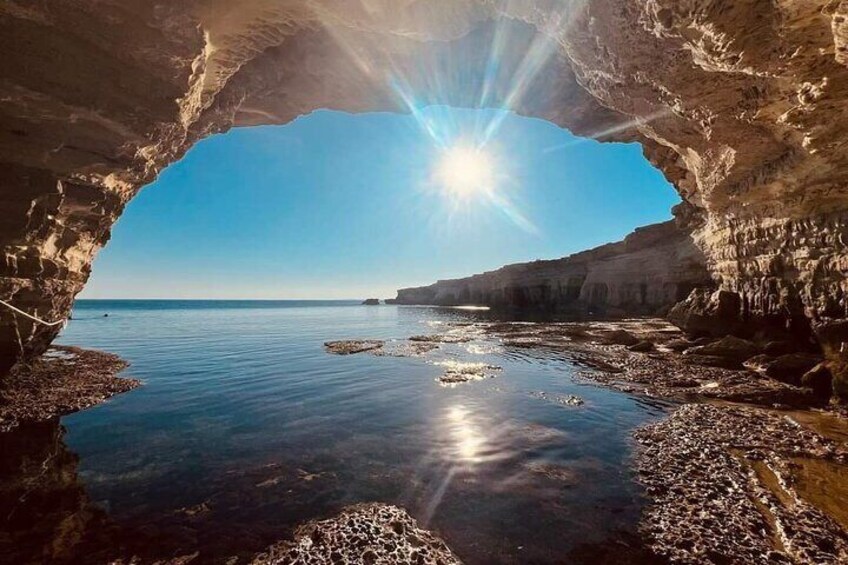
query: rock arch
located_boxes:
[2,1,848,390]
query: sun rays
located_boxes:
[308,0,670,239]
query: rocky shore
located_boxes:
[0,345,137,432]
[327,317,848,564]
[480,319,848,563]
[635,404,848,563]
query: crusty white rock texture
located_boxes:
[1,1,847,393]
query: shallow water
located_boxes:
[1,300,672,563]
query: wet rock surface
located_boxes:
[0,345,137,432]
[482,319,819,408]
[323,340,385,355]
[530,391,585,407]
[409,333,474,344]
[1,314,844,564]
[250,503,461,565]
[435,361,501,387]
[373,341,440,358]
[634,404,848,564]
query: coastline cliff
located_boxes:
[394,219,712,316]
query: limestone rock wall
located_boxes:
[0,1,847,390]
[395,220,711,315]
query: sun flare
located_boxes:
[434,145,495,199]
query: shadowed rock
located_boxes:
[684,336,761,367]
[0,346,137,432]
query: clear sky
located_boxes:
[80,107,680,299]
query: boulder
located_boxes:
[685,336,761,366]
[664,339,695,352]
[684,355,746,371]
[801,363,833,400]
[742,354,774,375]
[627,341,655,353]
[600,330,640,347]
[362,298,380,305]
[743,353,822,387]
[668,290,744,338]
[764,354,822,386]
[763,341,797,356]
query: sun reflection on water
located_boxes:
[447,404,486,463]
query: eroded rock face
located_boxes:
[395,219,711,315]
[250,503,462,565]
[1,1,847,391]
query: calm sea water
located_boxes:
[2,300,671,564]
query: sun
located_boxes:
[434,145,495,199]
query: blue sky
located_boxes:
[80,107,679,299]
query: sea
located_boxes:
[1,299,672,564]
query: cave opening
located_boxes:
[4,3,848,563]
[78,107,681,304]
[0,5,703,371]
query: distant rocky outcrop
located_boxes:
[361,298,380,306]
[395,219,712,317]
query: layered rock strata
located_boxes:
[395,219,711,316]
[1,1,848,391]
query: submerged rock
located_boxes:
[410,334,472,344]
[250,503,461,565]
[323,340,384,355]
[436,361,501,386]
[530,391,585,407]
[524,462,578,484]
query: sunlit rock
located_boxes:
[323,340,384,355]
[395,220,711,316]
[250,503,461,565]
